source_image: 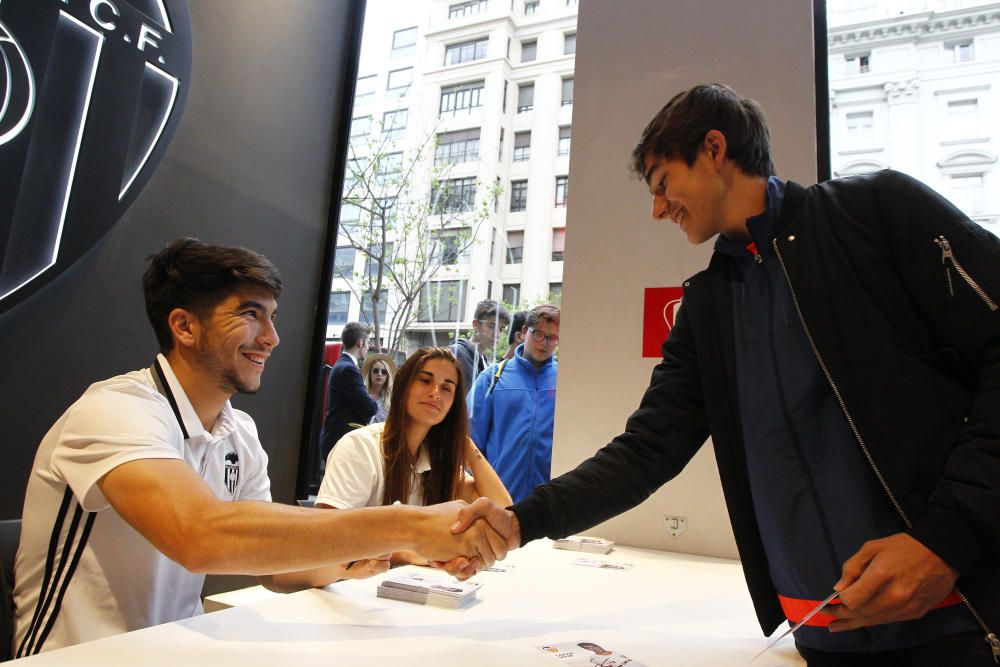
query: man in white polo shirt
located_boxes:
[12,238,506,656]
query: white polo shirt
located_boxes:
[12,355,271,656]
[317,423,431,508]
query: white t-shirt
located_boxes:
[317,423,431,508]
[12,355,271,656]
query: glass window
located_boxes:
[391,26,417,58]
[364,243,394,279]
[350,115,371,140]
[430,227,471,265]
[947,99,979,139]
[561,77,573,106]
[558,125,571,155]
[555,175,568,206]
[845,110,873,147]
[506,230,524,263]
[432,177,478,214]
[382,109,408,140]
[502,80,509,112]
[354,75,376,106]
[947,40,974,63]
[564,33,576,55]
[376,197,397,226]
[445,37,489,65]
[343,159,367,193]
[498,127,505,160]
[328,291,350,325]
[513,131,531,161]
[551,228,565,261]
[510,180,527,212]
[549,282,562,306]
[360,289,389,326]
[524,0,538,15]
[521,40,537,62]
[502,283,520,306]
[386,67,413,97]
[845,52,870,75]
[375,152,403,178]
[948,173,985,214]
[449,0,488,18]
[436,128,481,165]
[333,247,356,279]
[440,80,485,114]
[517,83,534,112]
[418,280,468,322]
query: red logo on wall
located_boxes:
[642,287,684,358]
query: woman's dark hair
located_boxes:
[143,237,282,353]
[381,347,468,506]
[630,83,775,179]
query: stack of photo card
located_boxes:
[552,535,614,554]
[537,640,646,666]
[377,572,482,608]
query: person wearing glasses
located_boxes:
[468,304,560,502]
[362,353,396,424]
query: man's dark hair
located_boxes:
[526,304,560,329]
[143,237,282,353]
[341,321,371,350]
[508,310,528,345]
[473,299,510,326]
[630,83,775,179]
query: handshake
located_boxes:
[417,498,523,580]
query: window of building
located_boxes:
[375,152,403,180]
[340,203,361,225]
[490,227,498,263]
[561,77,574,106]
[564,33,576,55]
[551,228,565,261]
[502,80,509,112]
[440,80,485,114]
[386,67,413,97]
[376,197,397,226]
[430,227,471,265]
[947,40,974,63]
[391,26,417,58]
[510,180,528,212]
[449,0,487,19]
[445,37,489,65]
[328,291,350,325]
[506,230,524,263]
[555,175,568,206]
[558,125,571,155]
[549,282,562,306]
[418,281,468,322]
[845,110,873,147]
[498,127,505,161]
[433,176,478,214]
[343,159,367,193]
[360,289,389,326]
[503,283,520,306]
[845,52,870,75]
[513,131,531,161]
[517,82,534,112]
[354,75,376,106]
[521,40,537,62]
[566,0,578,5]
[350,115,371,142]
[524,0,538,15]
[436,128,481,165]
[495,176,501,212]
[382,109,407,140]
[364,243,394,279]
[333,247,356,279]
[948,173,986,214]
[947,99,979,139]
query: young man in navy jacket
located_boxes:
[454,84,1000,665]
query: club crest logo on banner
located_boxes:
[642,286,684,358]
[0,0,191,313]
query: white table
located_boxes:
[15,540,804,666]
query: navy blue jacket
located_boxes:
[321,354,377,457]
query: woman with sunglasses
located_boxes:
[362,353,395,424]
[268,347,511,590]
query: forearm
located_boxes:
[466,442,512,506]
[261,564,350,592]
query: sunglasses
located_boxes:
[371,367,389,376]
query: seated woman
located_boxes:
[362,353,395,424]
[268,347,511,590]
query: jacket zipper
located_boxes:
[933,236,999,311]
[773,237,998,662]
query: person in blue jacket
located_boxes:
[468,304,559,503]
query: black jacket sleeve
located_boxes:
[513,302,710,544]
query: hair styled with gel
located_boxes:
[630,83,775,179]
[380,347,468,506]
[143,237,282,353]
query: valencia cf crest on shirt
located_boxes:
[224,451,240,496]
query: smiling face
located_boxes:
[193,285,280,395]
[643,131,730,245]
[404,357,458,429]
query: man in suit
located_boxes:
[321,321,378,458]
